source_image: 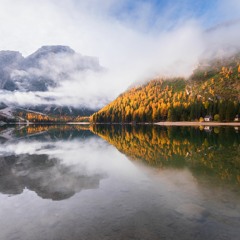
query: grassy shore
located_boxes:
[155,121,240,126]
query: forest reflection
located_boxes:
[0,124,91,142]
[92,125,240,186]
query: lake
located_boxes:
[0,124,239,240]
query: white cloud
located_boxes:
[0,0,239,108]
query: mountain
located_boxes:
[91,53,240,123]
[0,45,101,118]
[0,51,24,90]
[0,45,101,92]
[23,45,75,69]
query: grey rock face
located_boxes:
[22,45,75,69]
[0,45,101,92]
[0,51,24,90]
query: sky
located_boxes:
[0,0,240,109]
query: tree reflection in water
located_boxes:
[92,124,240,186]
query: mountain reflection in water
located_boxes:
[0,154,103,200]
[0,125,105,200]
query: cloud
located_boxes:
[0,0,239,108]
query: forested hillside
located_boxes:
[91,53,240,123]
[0,107,90,123]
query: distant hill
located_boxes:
[91,53,240,123]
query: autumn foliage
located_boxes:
[92,124,240,185]
[91,54,240,123]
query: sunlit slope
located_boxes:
[91,54,240,123]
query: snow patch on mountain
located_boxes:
[0,107,15,119]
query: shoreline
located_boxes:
[67,122,90,125]
[1,121,240,127]
[155,121,240,126]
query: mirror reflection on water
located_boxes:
[0,124,239,240]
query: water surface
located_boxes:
[0,124,239,240]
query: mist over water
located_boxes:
[0,125,239,240]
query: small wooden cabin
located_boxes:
[204,115,212,122]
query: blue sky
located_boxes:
[101,0,227,30]
[0,0,238,54]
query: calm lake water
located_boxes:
[0,124,239,240]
